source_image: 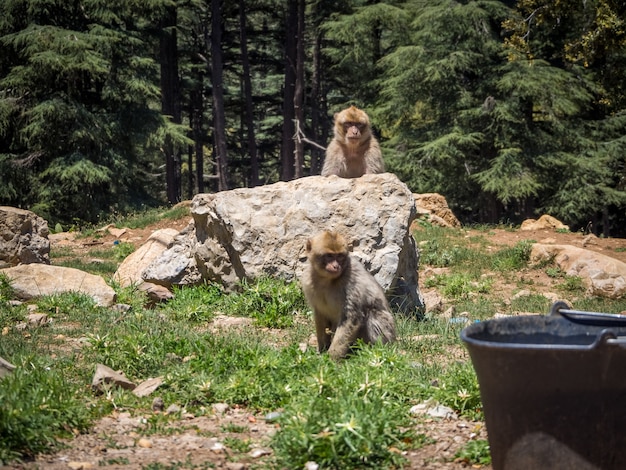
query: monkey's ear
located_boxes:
[305,239,312,252]
[333,112,339,120]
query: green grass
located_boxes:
[0,279,476,468]
[2,218,625,467]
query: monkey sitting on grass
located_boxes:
[301,231,396,360]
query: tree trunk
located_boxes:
[280,0,297,181]
[159,5,182,203]
[309,14,324,175]
[239,0,259,187]
[293,0,305,178]
[210,0,229,191]
[191,75,205,194]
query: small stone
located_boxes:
[304,462,319,470]
[225,463,246,470]
[249,447,272,458]
[152,397,164,412]
[67,462,94,469]
[212,402,229,414]
[207,438,225,452]
[166,404,181,414]
[132,377,164,397]
[27,313,49,326]
[264,411,282,422]
[137,438,152,448]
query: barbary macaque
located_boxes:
[301,231,396,360]
[321,105,384,178]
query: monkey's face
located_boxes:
[320,252,347,278]
[306,231,349,280]
[334,106,370,144]
[342,122,365,140]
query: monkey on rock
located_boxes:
[301,231,396,360]
[321,105,385,178]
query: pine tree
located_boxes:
[0,0,167,226]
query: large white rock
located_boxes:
[144,173,424,313]
[1,264,116,306]
[531,243,626,299]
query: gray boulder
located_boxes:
[145,173,423,313]
[0,206,50,268]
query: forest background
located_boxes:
[1,0,625,236]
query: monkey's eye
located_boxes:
[343,122,365,130]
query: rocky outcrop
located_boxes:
[0,206,50,268]
[521,214,569,232]
[1,264,116,306]
[413,193,461,228]
[144,173,424,313]
[531,244,626,299]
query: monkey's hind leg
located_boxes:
[366,311,396,345]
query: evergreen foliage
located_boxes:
[0,0,624,234]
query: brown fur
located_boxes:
[321,106,384,178]
[301,231,396,360]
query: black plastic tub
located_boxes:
[461,303,626,470]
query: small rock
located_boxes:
[132,377,164,397]
[137,438,152,448]
[112,303,132,312]
[166,404,181,414]
[152,397,164,412]
[304,462,320,470]
[264,411,282,422]
[410,399,458,420]
[225,463,246,470]
[212,402,230,414]
[27,313,49,326]
[91,364,136,392]
[249,447,272,458]
[67,462,94,470]
[207,438,225,452]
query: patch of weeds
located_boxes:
[428,273,492,299]
[221,423,248,433]
[431,361,482,420]
[112,241,135,261]
[419,239,476,268]
[220,277,306,328]
[616,247,626,253]
[558,275,585,293]
[224,437,251,453]
[455,439,491,466]
[453,297,499,320]
[158,283,222,323]
[0,273,14,302]
[141,414,178,436]
[103,457,131,465]
[545,266,563,278]
[0,359,94,463]
[106,205,190,230]
[53,257,119,276]
[555,227,570,234]
[491,240,534,271]
[271,346,426,469]
[37,292,98,317]
[510,293,551,313]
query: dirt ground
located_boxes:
[8,218,626,470]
